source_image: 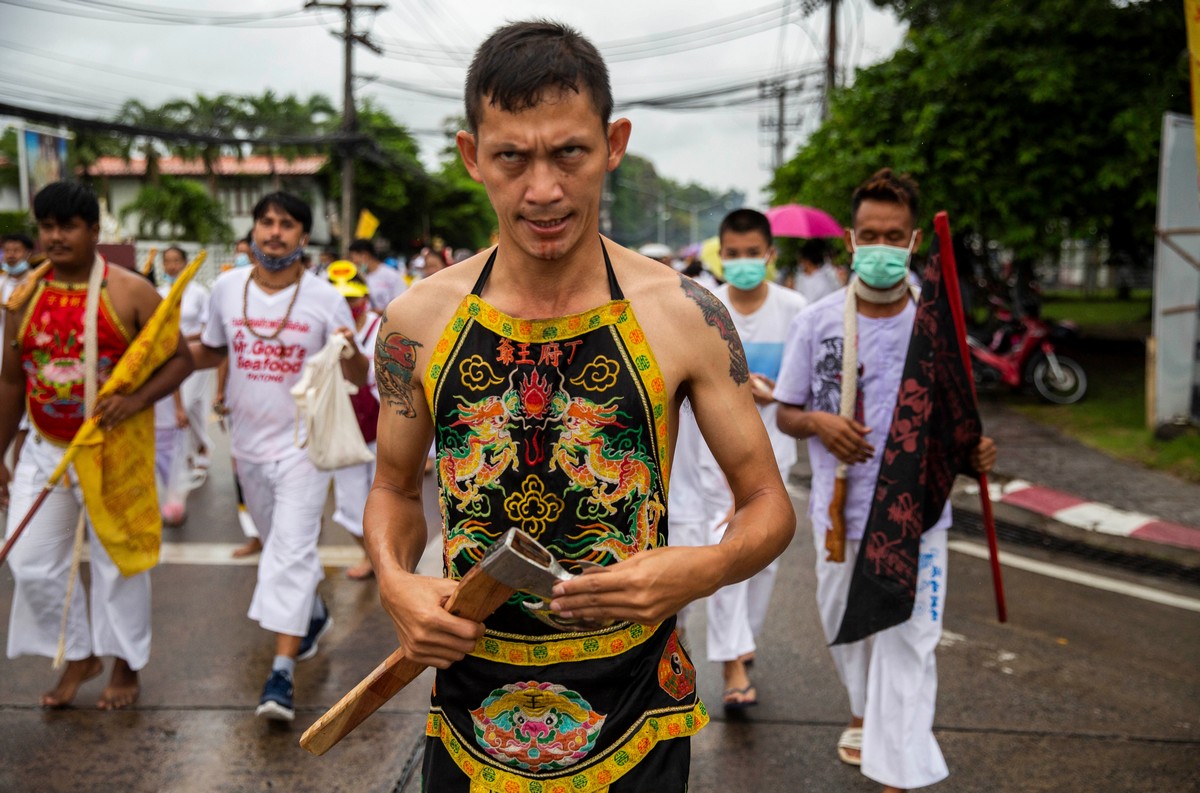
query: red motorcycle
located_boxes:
[967,299,1087,404]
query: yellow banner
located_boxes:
[1188,0,1200,170]
[52,252,206,576]
[355,208,380,240]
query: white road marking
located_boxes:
[155,543,365,567]
[1051,502,1153,537]
[948,540,1200,613]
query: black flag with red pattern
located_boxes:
[833,228,982,646]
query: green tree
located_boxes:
[774,0,1189,263]
[424,116,495,251]
[237,91,338,189]
[120,176,233,243]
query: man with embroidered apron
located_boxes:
[775,169,996,792]
[0,181,193,709]
[363,21,796,792]
[190,192,368,722]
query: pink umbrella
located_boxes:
[765,204,844,238]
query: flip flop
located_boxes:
[722,685,758,711]
[837,727,863,766]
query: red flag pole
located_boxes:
[0,485,55,568]
[934,211,1008,623]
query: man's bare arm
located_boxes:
[777,402,874,465]
[363,303,484,668]
[189,341,227,371]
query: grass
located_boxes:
[1039,291,1152,334]
[1010,340,1200,483]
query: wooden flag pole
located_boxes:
[933,211,1008,623]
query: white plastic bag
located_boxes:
[291,334,375,471]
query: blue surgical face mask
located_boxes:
[2,260,29,277]
[851,231,917,289]
[233,252,251,268]
[722,258,768,290]
[251,241,304,273]
[162,272,177,285]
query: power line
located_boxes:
[0,0,323,27]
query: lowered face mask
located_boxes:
[2,260,29,277]
[722,257,768,290]
[851,231,917,289]
[251,241,305,272]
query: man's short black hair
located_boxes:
[33,181,100,226]
[465,20,612,133]
[348,238,379,258]
[719,208,773,248]
[251,192,312,234]
[800,238,827,264]
[2,233,34,249]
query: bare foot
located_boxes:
[41,656,103,708]
[232,537,263,558]
[97,658,139,710]
[345,557,375,580]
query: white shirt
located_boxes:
[364,263,406,313]
[794,264,841,305]
[201,268,355,463]
[774,288,952,539]
[154,280,211,429]
[354,309,383,401]
[714,281,809,472]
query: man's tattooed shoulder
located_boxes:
[678,275,749,385]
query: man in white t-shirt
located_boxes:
[349,238,406,313]
[701,209,806,711]
[191,192,368,723]
[775,169,994,793]
[1,233,35,467]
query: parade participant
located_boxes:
[153,246,212,523]
[775,169,996,792]
[0,181,193,709]
[794,238,842,304]
[703,208,807,710]
[326,261,383,580]
[349,238,405,314]
[190,192,368,722]
[1,233,36,466]
[363,21,795,792]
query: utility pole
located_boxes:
[822,0,839,121]
[304,0,385,255]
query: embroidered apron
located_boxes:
[421,245,707,793]
[19,263,131,444]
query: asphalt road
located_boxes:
[0,431,1196,792]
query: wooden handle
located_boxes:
[825,476,848,563]
[299,564,515,756]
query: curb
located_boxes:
[950,477,1200,571]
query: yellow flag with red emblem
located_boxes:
[46,252,206,576]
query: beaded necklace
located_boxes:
[242,266,303,341]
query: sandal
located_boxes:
[722,685,758,711]
[837,726,863,766]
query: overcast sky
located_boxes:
[0,0,906,206]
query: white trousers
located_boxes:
[814,527,950,790]
[180,369,213,458]
[704,465,786,663]
[331,441,376,539]
[236,449,331,636]
[5,434,152,669]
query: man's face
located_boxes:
[252,205,307,259]
[3,240,30,266]
[846,199,921,252]
[37,216,98,268]
[719,229,774,263]
[457,88,631,263]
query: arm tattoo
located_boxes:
[679,275,749,385]
[375,330,424,418]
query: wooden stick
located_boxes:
[934,211,1007,623]
[826,477,848,562]
[299,563,515,756]
[140,247,158,276]
[0,485,54,568]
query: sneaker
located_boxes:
[297,600,333,662]
[255,669,294,722]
